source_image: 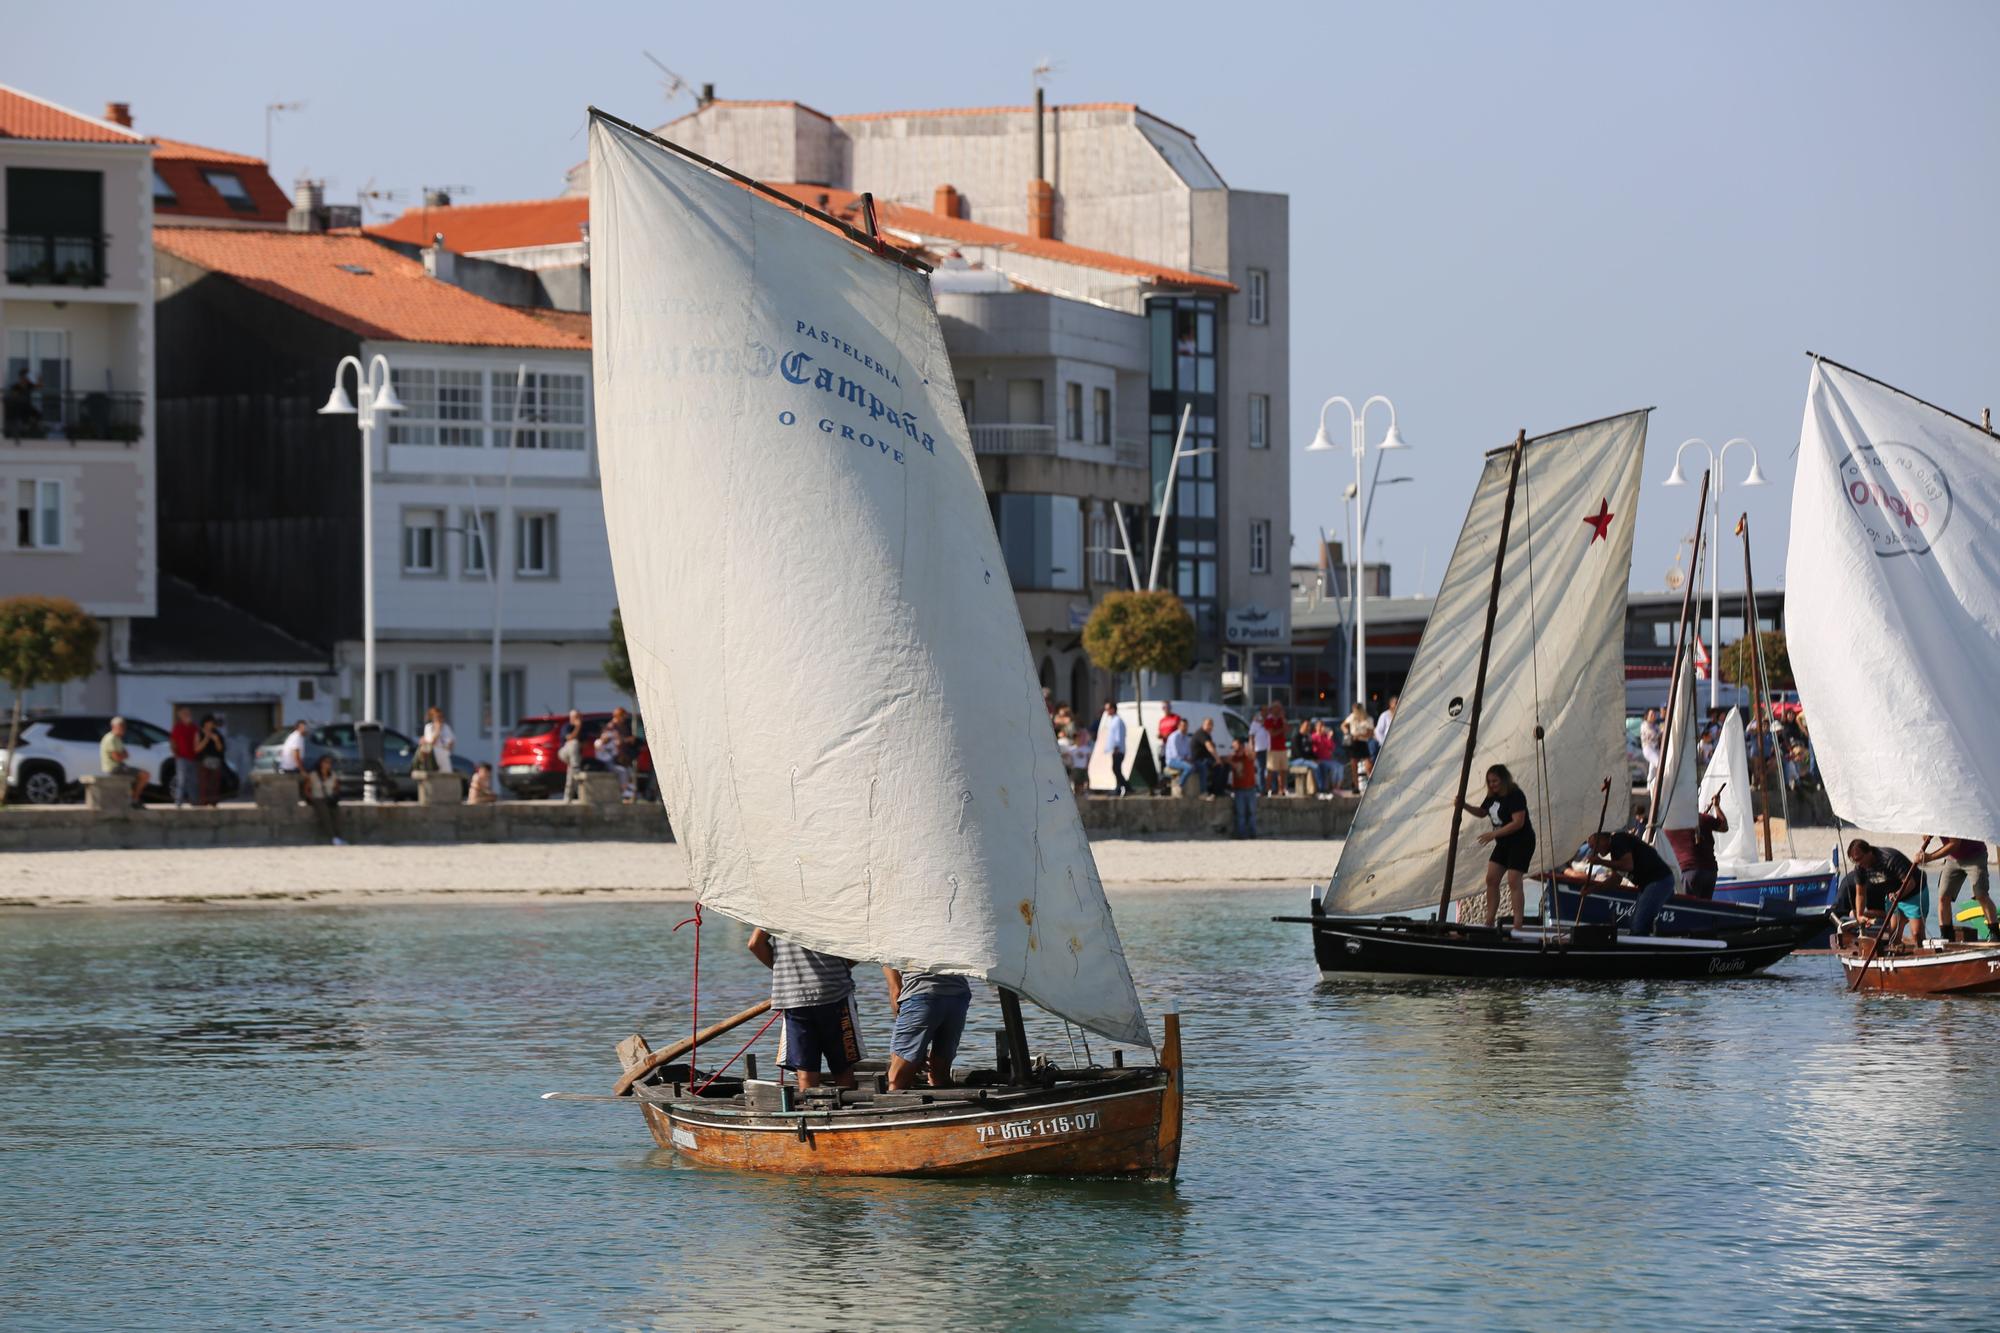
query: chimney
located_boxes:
[933,184,961,219]
[699,82,716,106]
[104,102,132,127]
[288,178,328,233]
[423,188,453,208]
[1027,179,1055,240]
[424,234,456,283]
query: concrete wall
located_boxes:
[1216,190,1293,651]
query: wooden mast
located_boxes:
[1438,431,1527,928]
[1645,470,1711,836]
[1739,514,1776,859]
[997,988,1034,1085]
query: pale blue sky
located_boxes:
[20,0,1998,593]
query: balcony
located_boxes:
[3,389,144,443]
[968,423,1146,469]
[5,232,108,288]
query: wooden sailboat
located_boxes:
[1281,411,1821,978]
[556,110,1182,1176]
[1787,357,2000,997]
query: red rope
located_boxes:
[695,1010,782,1095]
[673,903,703,1075]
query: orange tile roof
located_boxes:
[370,197,590,253]
[153,227,589,350]
[0,85,145,143]
[867,199,1235,293]
[152,139,289,225]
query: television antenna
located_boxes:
[643,51,694,107]
[356,179,405,221]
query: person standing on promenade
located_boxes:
[1229,737,1260,839]
[169,706,198,808]
[1311,720,1341,798]
[883,965,970,1090]
[1098,701,1128,797]
[194,714,226,806]
[1920,837,1998,941]
[278,720,308,775]
[560,708,590,801]
[420,707,455,774]
[303,753,345,845]
[1249,710,1271,797]
[1640,708,1663,786]
[98,717,149,808]
[748,927,862,1091]
[1157,702,1184,746]
[1263,702,1289,796]
[1374,695,1398,763]
[1342,703,1377,792]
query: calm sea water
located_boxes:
[3,890,1996,1331]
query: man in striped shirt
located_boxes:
[748,928,864,1090]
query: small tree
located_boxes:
[0,596,101,807]
[1718,629,1793,692]
[604,606,635,699]
[1082,590,1196,788]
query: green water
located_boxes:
[3,890,1996,1330]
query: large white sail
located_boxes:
[1649,645,1699,880]
[1327,411,1648,915]
[1788,359,2000,843]
[587,113,1148,1046]
[1699,709,1759,865]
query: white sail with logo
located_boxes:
[1787,358,2000,843]
[587,112,1148,1046]
[1326,411,1648,916]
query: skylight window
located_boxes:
[202,169,256,211]
[152,169,177,206]
[335,263,372,275]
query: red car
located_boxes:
[499,712,653,799]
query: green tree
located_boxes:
[1718,629,1792,692]
[0,596,101,808]
[604,606,635,699]
[1082,590,1196,788]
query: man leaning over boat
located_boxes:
[748,928,864,1091]
[1834,841,1925,949]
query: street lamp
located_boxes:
[319,353,403,800]
[1664,437,1767,708]
[1307,395,1408,710]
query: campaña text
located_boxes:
[781,351,935,456]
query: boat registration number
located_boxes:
[976,1111,1100,1144]
[671,1126,697,1150]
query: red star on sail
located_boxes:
[1582,499,1615,544]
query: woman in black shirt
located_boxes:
[1462,764,1534,928]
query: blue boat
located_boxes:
[1546,859,1838,945]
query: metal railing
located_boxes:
[5,232,109,287]
[3,390,144,443]
[968,423,1146,470]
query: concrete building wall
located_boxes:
[1215,190,1292,650]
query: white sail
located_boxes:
[1649,645,1699,880]
[586,114,1149,1046]
[1788,359,2000,843]
[1326,411,1648,915]
[1699,709,1759,866]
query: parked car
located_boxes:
[252,723,474,800]
[0,714,242,805]
[499,712,654,799]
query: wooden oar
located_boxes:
[612,999,772,1096]
[1848,837,1930,993]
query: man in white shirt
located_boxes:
[1098,701,1128,796]
[278,720,309,774]
[1374,696,1398,761]
[1250,712,1271,774]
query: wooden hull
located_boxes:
[617,1014,1183,1181]
[1278,913,1820,982]
[1835,939,2000,996]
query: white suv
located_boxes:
[2,714,179,805]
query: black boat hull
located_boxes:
[1277,914,1820,981]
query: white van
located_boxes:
[1085,699,1251,792]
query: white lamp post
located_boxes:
[319,353,403,800]
[1307,395,1408,710]
[1663,437,1767,708]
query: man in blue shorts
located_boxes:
[883,965,971,1090]
[748,927,862,1090]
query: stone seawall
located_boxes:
[0,800,673,853]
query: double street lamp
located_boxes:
[1664,437,1767,709]
[1307,396,1409,710]
[319,354,404,800]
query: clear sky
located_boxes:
[19,0,1998,595]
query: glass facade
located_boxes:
[991,493,1084,591]
[1148,296,1220,646]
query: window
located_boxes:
[956,377,975,422]
[1006,378,1045,426]
[152,169,177,206]
[409,669,451,734]
[460,508,498,576]
[13,479,63,549]
[389,367,485,447]
[495,371,587,450]
[1249,519,1271,574]
[372,670,398,728]
[203,170,256,212]
[1088,506,1118,586]
[6,167,106,286]
[990,494,1083,591]
[479,667,527,736]
[401,508,443,574]
[6,329,70,431]
[1093,387,1111,446]
[515,512,556,577]
[1147,296,1222,645]
[1249,393,1270,450]
[1247,268,1268,325]
[1064,382,1084,441]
